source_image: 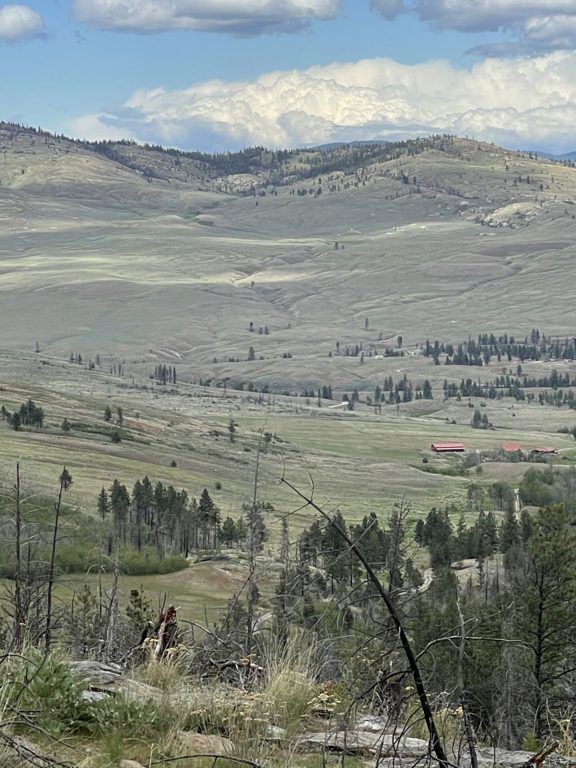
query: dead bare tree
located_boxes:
[8,464,49,648]
[456,592,478,768]
[102,553,120,658]
[14,462,23,649]
[45,467,73,653]
[245,428,266,656]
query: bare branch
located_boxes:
[150,755,262,767]
[0,731,73,768]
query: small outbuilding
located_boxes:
[531,447,558,456]
[502,442,522,453]
[431,442,465,453]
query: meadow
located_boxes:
[2,130,576,621]
[2,346,576,622]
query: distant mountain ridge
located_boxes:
[2,119,576,224]
[311,140,390,151]
[0,121,507,194]
[530,149,576,161]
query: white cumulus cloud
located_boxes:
[71,114,139,142]
[0,3,44,41]
[73,0,341,35]
[371,0,576,52]
[70,52,576,154]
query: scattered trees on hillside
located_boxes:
[471,408,492,429]
[424,328,576,366]
[397,500,576,748]
[151,365,177,385]
[1,399,45,431]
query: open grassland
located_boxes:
[3,199,576,376]
[56,557,280,627]
[1,135,576,390]
[2,352,575,621]
[2,353,575,520]
[0,353,472,518]
[3,132,576,620]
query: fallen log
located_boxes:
[523,741,560,768]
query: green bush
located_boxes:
[89,694,174,738]
[0,544,188,578]
[119,547,188,575]
[6,650,91,737]
[56,543,101,573]
[4,650,176,743]
[69,421,135,441]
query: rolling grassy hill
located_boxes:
[2,123,576,376]
[2,122,576,614]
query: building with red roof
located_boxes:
[431,442,465,453]
[502,442,523,453]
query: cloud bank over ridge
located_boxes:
[71,52,576,154]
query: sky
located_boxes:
[1,1,576,154]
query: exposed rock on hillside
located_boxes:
[68,660,163,701]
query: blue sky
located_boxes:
[2,1,576,153]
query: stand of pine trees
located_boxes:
[97,477,255,556]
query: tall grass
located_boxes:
[260,630,323,734]
[0,631,332,767]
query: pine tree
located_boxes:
[387,501,410,590]
[221,517,237,547]
[198,488,220,548]
[322,511,357,589]
[97,487,110,520]
[471,408,482,429]
[110,479,130,545]
[243,500,268,554]
[351,512,388,570]
[499,508,520,553]
[511,504,576,738]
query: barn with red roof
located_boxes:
[431,442,465,453]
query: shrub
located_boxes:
[4,649,177,745]
[5,649,91,737]
[89,693,174,739]
[119,547,188,575]
[56,543,100,573]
